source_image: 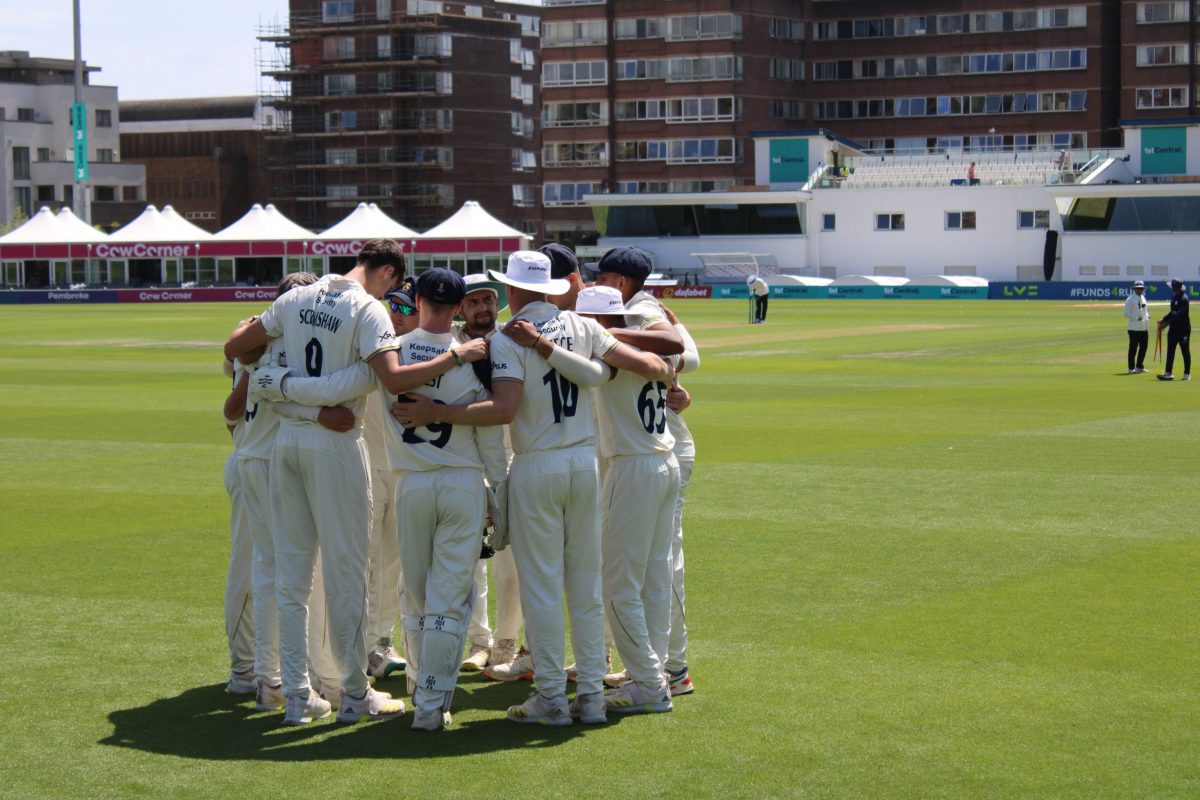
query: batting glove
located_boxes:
[249,365,290,403]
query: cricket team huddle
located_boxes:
[220,238,699,731]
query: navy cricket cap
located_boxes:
[384,278,417,308]
[538,242,579,280]
[416,268,466,305]
[597,246,652,281]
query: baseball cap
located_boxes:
[463,273,503,298]
[384,278,417,308]
[538,242,579,279]
[574,285,626,316]
[416,267,465,305]
[1132,280,1145,289]
[489,250,570,296]
[597,247,652,281]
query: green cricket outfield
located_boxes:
[0,299,1195,799]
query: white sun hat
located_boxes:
[463,272,503,297]
[489,250,570,296]
[574,285,626,315]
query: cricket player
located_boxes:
[393,251,672,726]
[454,273,525,673]
[539,242,585,312]
[365,280,421,681]
[224,239,408,725]
[220,356,255,696]
[584,252,683,715]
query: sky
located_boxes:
[0,0,290,99]
[0,0,540,101]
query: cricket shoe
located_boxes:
[507,691,572,726]
[491,638,516,668]
[254,680,284,711]
[282,691,332,726]
[603,668,631,689]
[461,643,490,672]
[666,666,694,697]
[1184,374,1192,382]
[336,687,405,724]
[604,681,673,715]
[568,692,607,725]
[484,648,534,682]
[412,708,452,732]
[1157,373,1174,381]
[368,645,406,679]
[225,670,257,695]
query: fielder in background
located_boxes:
[1124,280,1149,375]
[224,239,407,726]
[750,275,770,325]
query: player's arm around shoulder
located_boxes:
[391,335,519,429]
[608,320,684,356]
[368,335,487,395]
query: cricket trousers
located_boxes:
[468,547,523,648]
[602,451,681,690]
[1165,331,1191,375]
[508,446,607,698]
[397,467,485,715]
[666,457,694,672]
[223,452,255,677]
[367,467,403,649]
[270,423,372,700]
[1127,330,1148,371]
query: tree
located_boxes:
[0,205,28,235]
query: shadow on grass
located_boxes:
[100,678,609,761]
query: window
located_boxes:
[408,0,443,13]
[96,149,115,163]
[543,141,607,167]
[543,61,608,87]
[323,1,354,22]
[377,73,393,92]
[666,14,741,41]
[94,186,115,202]
[36,185,55,203]
[769,58,804,80]
[325,74,356,95]
[876,213,905,231]
[377,0,391,19]
[1137,45,1188,66]
[667,55,742,82]
[1137,2,1187,23]
[666,138,740,164]
[12,146,31,179]
[36,147,51,162]
[95,109,112,127]
[542,19,606,47]
[378,35,393,58]
[770,99,804,121]
[326,110,358,130]
[512,185,536,208]
[543,182,596,207]
[1018,210,1050,229]
[946,211,977,230]
[17,107,34,122]
[769,18,804,40]
[1136,87,1188,108]
[822,214,836,231]
[614,18,662,39]
[326,148,357,165]
[413,33,451,57]
[324,36,355,60]
[543,101,607,127]
[13,186,32,217]
[615,59,665,80]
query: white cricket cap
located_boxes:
[463,273,502,297]
[574,285,626,316]
[489,251,570,296]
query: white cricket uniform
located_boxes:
[236,339,337,689]
[666,320,700,672]
[452,323,523,653]
[258,274,396,700]
[593,295,681,691]
[223,369,255,680]
[364,390,403,652]
[385,329,507,714]
[490,301,619,697]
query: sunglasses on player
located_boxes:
[389,301,416,316]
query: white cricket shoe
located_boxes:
[411,708,452,732]
[336,687,405,724]
[568,692,607,724]
[368,645,406,679]
[484,648,534,682]
[507,691,572,726]
[666,666,694,696]
[604,681,673,715]
[254,680,284,711]
[603,668,631,689]
[461,643,490,672]
[282,691,332,726]
[225,670,257,695]
[490,638,516,668]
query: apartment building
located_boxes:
[1121,1,1200,120]
[259,0,541,235]
[0,51,144,230]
